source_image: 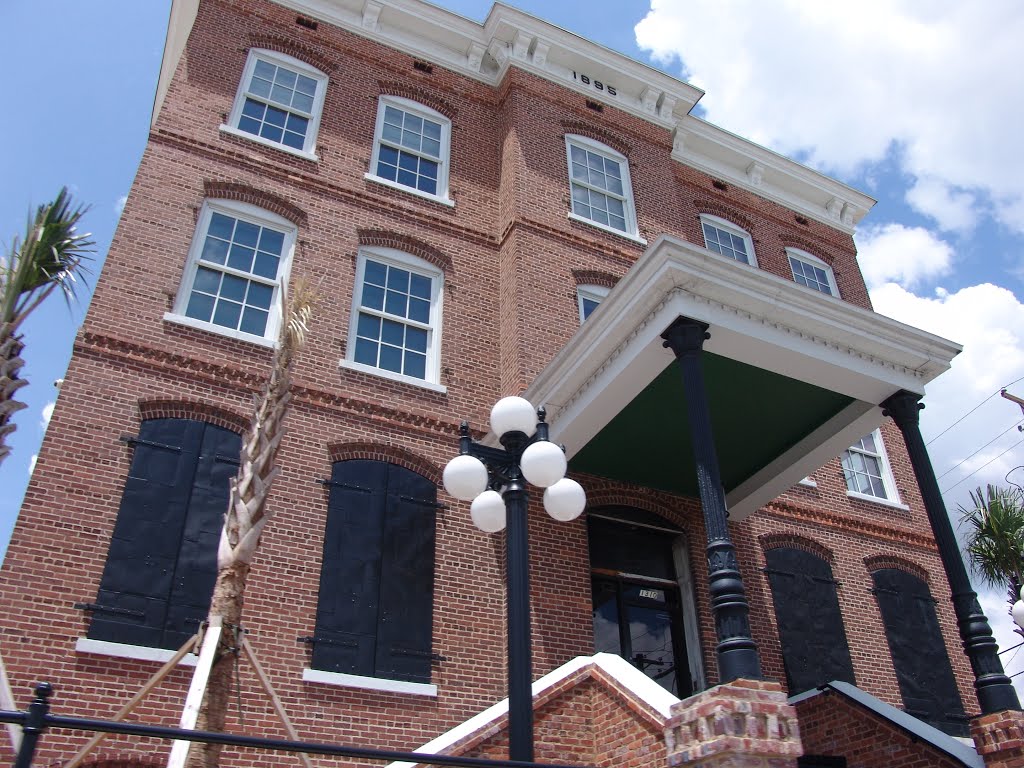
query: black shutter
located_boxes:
[89,419,240,649]
[764,548,856,694]
[871,569,968,736]
[312,461,436,684]
[312,460,389,676]
[375,465,436,683]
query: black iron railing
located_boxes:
[1,683,591,768]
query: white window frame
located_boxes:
[577,284,610,322]
[841,429,906,508]
[366,96,453,206]
[222,49,328,161]
[565,135,643,243]
[699,214,757,267]
[165,200,295,346]
[342,247,445,392]
[786,247,840,297]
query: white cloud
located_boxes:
[635,1,1024,232]
[114,195,128,215]
[870,281,1024,513]
[855,224,953,290]
[27,455,36,476]
[905,178,979,233]
[40,401,54,430]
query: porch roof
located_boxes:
[524,235,961,520]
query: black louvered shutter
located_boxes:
[312,461,436,683]
[764,548,856,695]
[872,569,968,736]
[375,464,436,682]
[89,419,240,649]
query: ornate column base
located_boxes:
[664,680,802,768]
[972,710,1024,767]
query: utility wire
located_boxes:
[936,419,1024,481]
[941,437,1024,495]
[927,374,1024,446]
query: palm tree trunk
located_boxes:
[0,331,28,466]
[187,281,315,768]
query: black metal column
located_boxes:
[14,683,52,768]
[661,316,762,682]
[502,476,534,762]
[883,390,1021,714]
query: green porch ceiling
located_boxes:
[570,351,854,499]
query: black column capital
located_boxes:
[661,316,710,358]
[882,390,924,429]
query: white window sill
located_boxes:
[567,212,647,245]
[797,477,818,488]
[363,173,455,207]
[846,491,909,511]
[164,312,276,349]
[302,668,437,696]
[219,124,320,162]
[75,637,198,666]
[339,359,447,394]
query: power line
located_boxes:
[941,437,1024,495]
[927,374,1024,447]
[936,419,1024,481]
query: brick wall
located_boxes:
[0,0,977,764]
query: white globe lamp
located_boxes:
[490,396,537,438]
[544,477,586,521]
[471,490,507,533]
[520,440,567,488]
[443,454,489,501]
[1014,585,1024,632]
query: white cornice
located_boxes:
[158,0,875,232]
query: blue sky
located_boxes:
[3,0,1023,686]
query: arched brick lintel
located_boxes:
[758,532,835,565]
[328,441,442,486]
[583,490,689,532]
[203,181,308,227]
[864,554,931,584]
[357,229,453,273]
[561,121,632,158]
[138,399,249,435]
[693,199,757,235]
[246,33,336,74]
[571,269,619,290]
[377,82,458,120]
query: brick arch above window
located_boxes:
[779,235,837,266]
[758,533,835,564]
[582,489,691,528]
[693,200,756,236]
[202,181,307,227]
[377,81,457,120]
[327,441,441,485]
[560,121,631,158]
[356,229,452,272]
[245,33,336,74]
[137,399,249,434]
[571,269,619,290]
[864,554,931,584]
[83,759,162,768]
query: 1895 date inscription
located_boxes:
[571,71,617,96]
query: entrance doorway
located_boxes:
[588,508,698,697]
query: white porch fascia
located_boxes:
[524,235,962,520]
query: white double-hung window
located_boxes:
[841,430,900,504]
[225,49,327,157]
[368,96,452,204]
[700,215,756,266]
[787,248,839,297]
[169,200,294,344]
[345,248,444,388]
[565,135,639,239]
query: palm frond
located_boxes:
[958,484,1024,592]
[1,187,94,327]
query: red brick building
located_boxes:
[0,0,1020,766]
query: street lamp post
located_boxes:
[443,397,586,763]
